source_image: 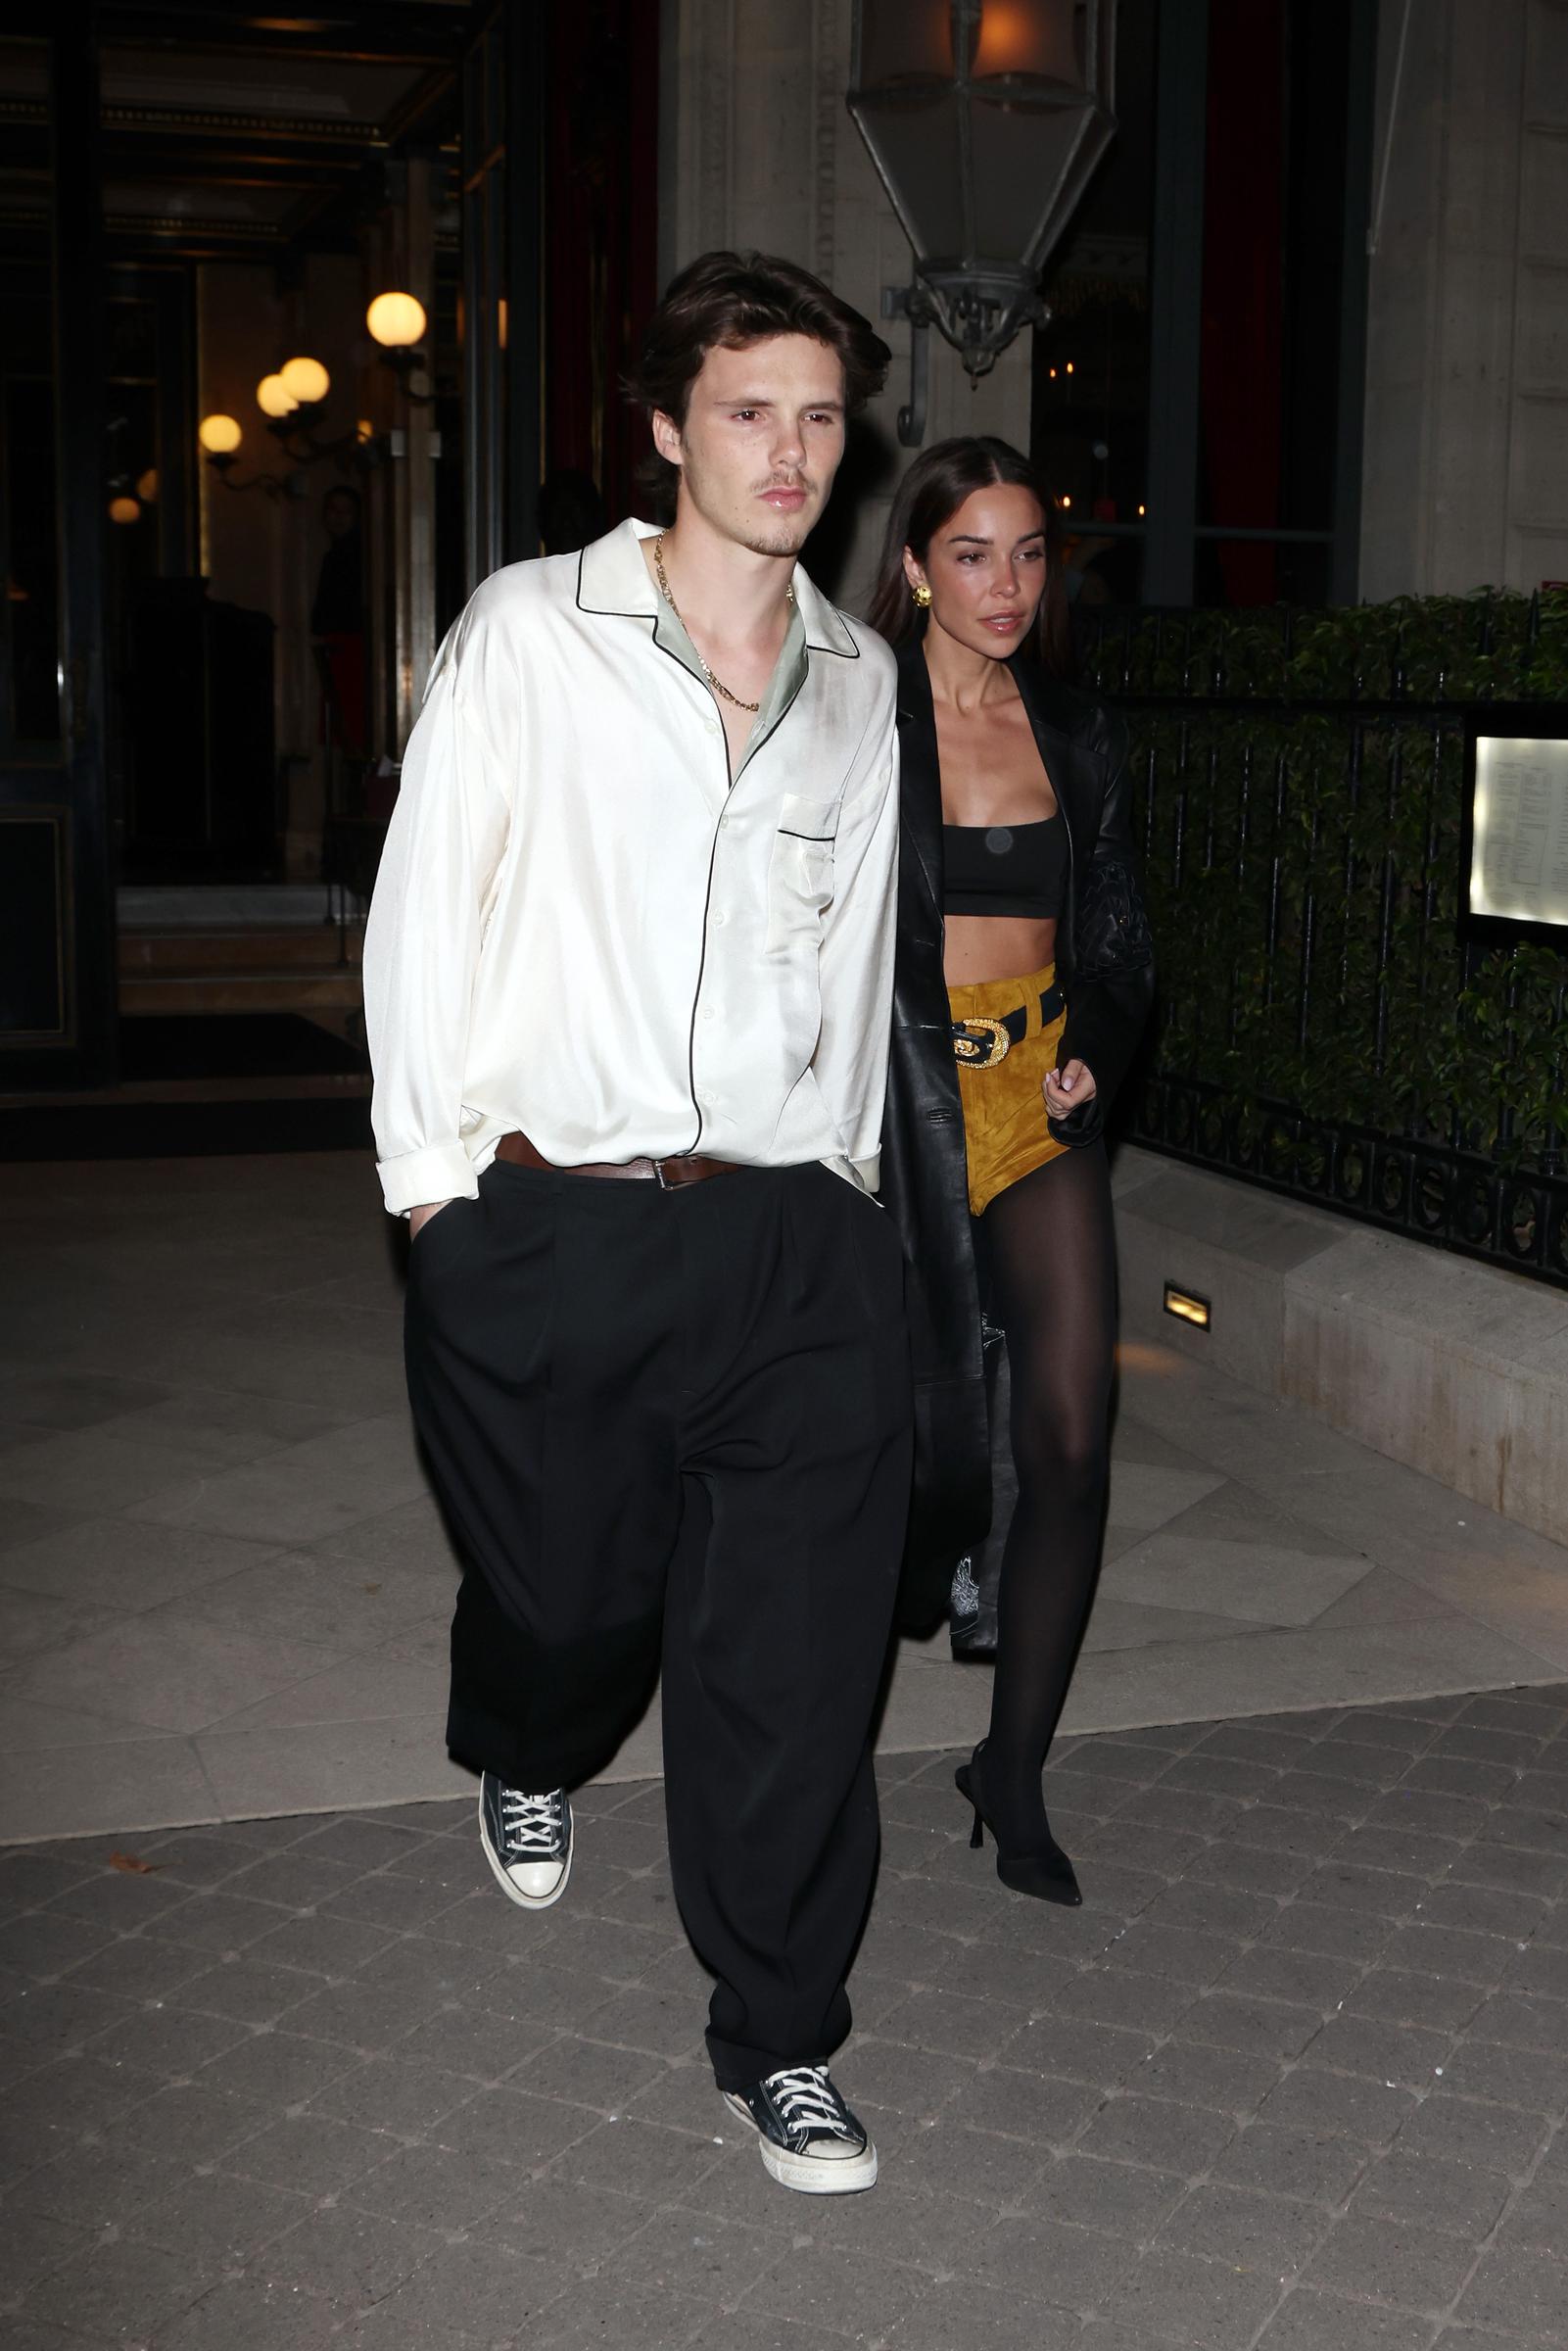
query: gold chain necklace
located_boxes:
[651,533,793,715]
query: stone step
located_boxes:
[118,967,365,1016]
[119,926,362,974]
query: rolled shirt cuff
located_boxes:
[377,1140,480,1218]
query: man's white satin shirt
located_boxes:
[363,518,902,1216]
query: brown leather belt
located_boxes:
[494,1129,741,1189]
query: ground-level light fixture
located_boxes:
[848,0,1117,444]
[1163,1283,1212,1332]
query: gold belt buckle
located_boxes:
[953,1016,1012,1071]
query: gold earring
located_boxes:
[912,581,932,608]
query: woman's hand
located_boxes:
[1043,1059,1098,1121]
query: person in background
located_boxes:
[872,436,1154,1907]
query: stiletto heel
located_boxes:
[954,1743,1081,1907]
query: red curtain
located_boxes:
[1199,0,1285,605]
[544,2,661,532]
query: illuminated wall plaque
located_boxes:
[1461,707,1568,944]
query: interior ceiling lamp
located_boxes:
[366,291,435,404]
[847,0,1117,444]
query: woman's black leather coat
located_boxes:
[880,635,1155,1632]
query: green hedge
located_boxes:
[1081,594,1568,1172]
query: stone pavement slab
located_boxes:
[7,1690,1568,2346]
[8,1160,1568,1843]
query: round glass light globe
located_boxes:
[108,495,141,526]
[198,414,242,455]
[280,356,330,405]
[366,291,427,349]
[136,468,160,503]
[256,374,298,419]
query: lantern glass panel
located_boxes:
[856,97,969,262]
[969,91,1100,264]
[857,0,954,83]
[973,1,1082,80]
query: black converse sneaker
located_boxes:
[478,1775,572,1911]
[722,2065,878,2194]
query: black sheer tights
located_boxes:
[974,1139,1117,1854]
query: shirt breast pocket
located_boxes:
[767,792,839,952]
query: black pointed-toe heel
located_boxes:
[955,1746,1082,1907]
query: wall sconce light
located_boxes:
[197,412,290,498]
[198,413,242,457]
[107,494,141,526]
[1163,1283,1212,1332]
[367,291,435,404]
[279,355,330,407]
[848,0,1118,444]
[136,468,159,504]
[257,374,298,420]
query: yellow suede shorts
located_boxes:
[949,960,1070,1217]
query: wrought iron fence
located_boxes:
[1077,600,1568,1289]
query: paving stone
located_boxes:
[344,2137,528,2232]
[1210,2123,1372,2207]
[1438,2038,1568,2114]
[0,2206,98,2299]
[1157,2181,1332,2276]
[1257,2066,1418,2148]
[1352,2151,1513,2239]
[1297,2012,1452,2089]
[1030,2150,1187,2235]
[947,2062,1102,2144]
[20,2236,217,2340]
[224,2109,388,2197]
[1453,2243,1568,2339]
[891,2116,1056,2207]
[1075,2091,1239,2177]
[884,2276,1086,2350]
[1218,1943,1366,2013]
[1254,2290,1441,2349]
[875,1985,1032,2063]
[261,2200,443,2305]
[147,2274,347,2351]
[1123,2038,1284,2113]
[1393,2090,1553,2175]
[1114,2247,1286,2348]
[1303,2211,1475,2312]
[1177,1991,1324,2060]
[305,2053,475,2136]
[8,2139,181,2231]
[1344,1969,1486,2034]
[125,2166,313,2265]
[997,2012,1158,2087]
[100,2080,269,2166]
[974,2210,1136,2312]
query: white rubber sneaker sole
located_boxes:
[477,1790,573,1912]
[721,2092,879,2194]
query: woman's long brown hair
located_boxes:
[865,435,1074,680]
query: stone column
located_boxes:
[656,0,1035,612]
[1359,0,1568,598]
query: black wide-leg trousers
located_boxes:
[404,1157,912,2089]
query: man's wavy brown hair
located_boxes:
[627,250,890,517]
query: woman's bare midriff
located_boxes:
[943,912,1058,989]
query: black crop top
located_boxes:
[942,813,1068,920]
